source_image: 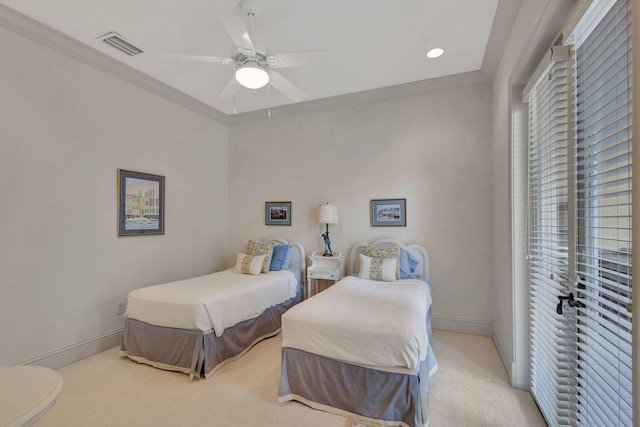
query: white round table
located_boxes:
[0,366,63,427]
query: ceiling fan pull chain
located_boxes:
[233,95,237,115]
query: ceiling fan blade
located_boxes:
[269,71,306,103]
[218,12,255,54]
[219,77,240,100]
[267,50,328,68]
[166,54,237,65]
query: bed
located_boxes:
[278,239,437,427]
[120,238,305,379]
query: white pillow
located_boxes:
[233,253,266,276]
[233,253,245,272]
[357,254,397,282]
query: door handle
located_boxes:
[556,293,586,315]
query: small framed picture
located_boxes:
[370,198,406,227]
[265,201,292,226]
[118,169,165,236]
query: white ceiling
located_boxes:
[1,0,501,116]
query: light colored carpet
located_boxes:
[35,331,545,427]
[345,417,389,427]
[345,417,392,427]
[428,332,545,427]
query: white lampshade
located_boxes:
[318,204,339,224]
[235,63,269,89]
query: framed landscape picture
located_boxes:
[265,201,291,226]
[118,169,165,236]
[370,198,406,227]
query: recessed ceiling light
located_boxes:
[426,48,444,59]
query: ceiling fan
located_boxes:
[170,0,326,103]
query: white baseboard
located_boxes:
[492,327,531,390]
[20,329,123,369]
[509,359,531,390]
[491,330,513,380]
[432,315,493,336]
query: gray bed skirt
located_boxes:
[278,345,437,427]
[121,289,303,379]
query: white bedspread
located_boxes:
[281,276,431,372]
[126,269,297,336]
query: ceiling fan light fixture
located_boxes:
[235,63,269,89]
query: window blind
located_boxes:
[573,0,633,425]
[526,56,578,426]
[525,1,632,425]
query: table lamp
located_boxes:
[318,203,338,256]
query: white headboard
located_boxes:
[265,238,306,280]
[349,238,429,280]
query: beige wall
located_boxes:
[0,1,558,372]
[228,80,495,334]
[0,25,228,365]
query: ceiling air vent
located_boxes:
[97,32,143,56]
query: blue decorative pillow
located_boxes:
[270,244,292,271]
[400,248,420,279]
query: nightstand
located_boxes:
[307,251,346,298]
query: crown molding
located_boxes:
[227,70,491,126]
[0,4,228,125]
